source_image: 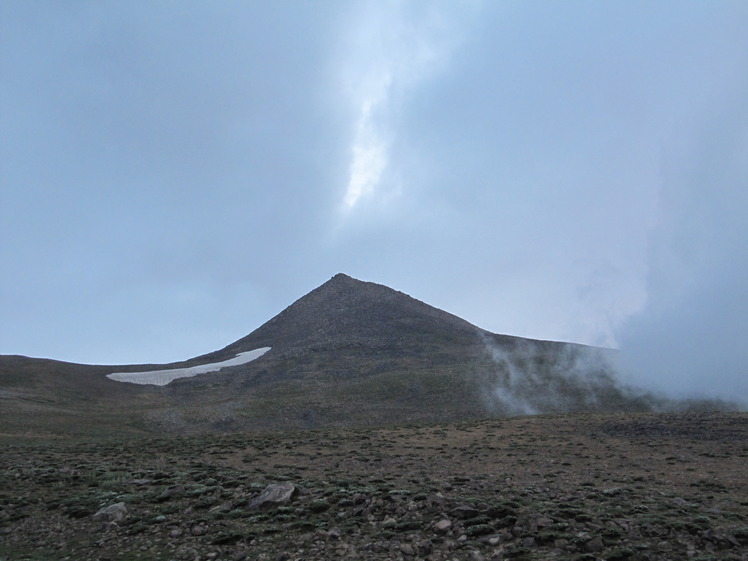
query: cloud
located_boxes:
[617,87,748,405]
[479,335,655,416]
[0,2,346,363]
[343,90,391,210]
[338,0,477,212]
[3,1,746,375]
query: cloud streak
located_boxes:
[339,0,475,212]
[343,85,391,210]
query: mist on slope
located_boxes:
[616,92,748,408]
[478,335,742,417]
[478,336,652,416]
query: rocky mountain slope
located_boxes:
[0,274,731,437]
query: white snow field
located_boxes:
[106,347,271,386]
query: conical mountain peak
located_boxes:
[212,274,484,359]
[328,272,355,282]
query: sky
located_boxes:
[1,2,746,403]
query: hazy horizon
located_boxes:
[2,1,746,403]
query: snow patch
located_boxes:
[106,347,271,386]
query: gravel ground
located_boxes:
[1,411,746,561]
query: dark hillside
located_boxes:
[197,273,489,361]
[0,274,736,437]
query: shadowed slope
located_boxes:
[198,273,488,361]
[1,274,735,437]
[163,275,661,432]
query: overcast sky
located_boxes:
[1,2,746,402]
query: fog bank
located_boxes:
[617,95,748,407]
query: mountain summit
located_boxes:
[3,273,719,437]
[206,273,485,361]
[168,273,661,431]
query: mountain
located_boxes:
[190,273,493,369]
[0,274,727,438]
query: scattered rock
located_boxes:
[673,497,690,507]
[92,502,127,523]
[382,517,397,528]
[536,516,554,528]
[249,482,296,510]
[586,535,604,552]
[1,412,744,561]
[416,538,433,555]
[130,478,152,486]
[452,505,481,519]
[434,519,453,534]
[157,484,186,501]
[209,501,232,514]
[327,527,342,540]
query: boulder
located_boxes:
[249,482,296,510]
[92,502,127,523]
[434,519,452,534]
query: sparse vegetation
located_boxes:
[1,275,745,559]
[0,274,739,437]
[1,413,746,560]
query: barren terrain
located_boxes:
[2,411,746,561]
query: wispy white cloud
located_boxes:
[343,82,391,210]
[338,0,477,212]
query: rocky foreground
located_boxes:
[1,412,747,561]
